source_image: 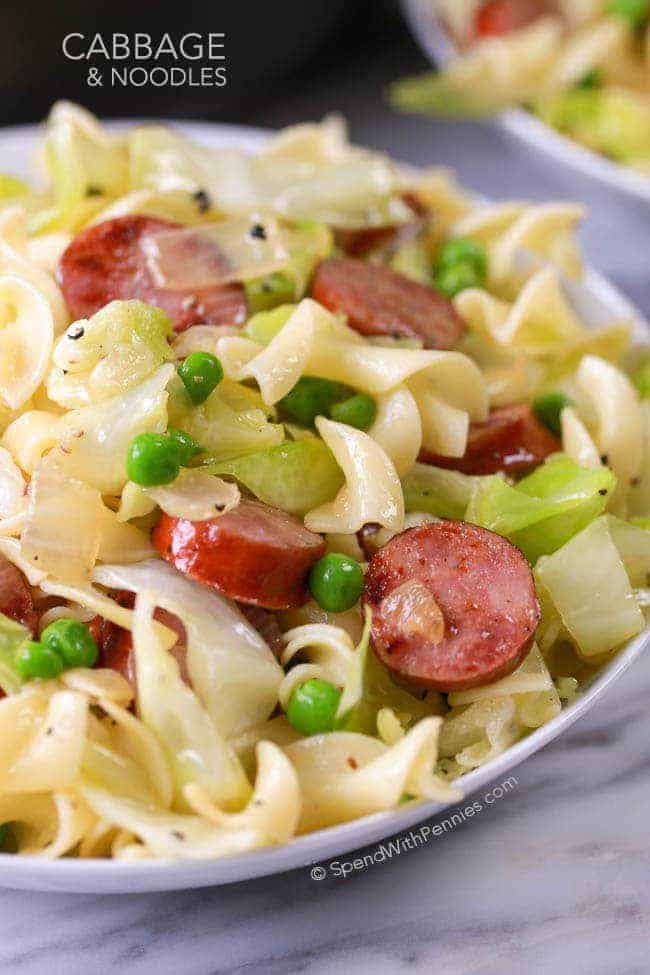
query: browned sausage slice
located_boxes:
[57,215,248,332]
[420,403,560,476]
[475,0,555,38]
[89,594,188,690]
[311,257,465,349]
[152,499,326,610]
[336,193,428,257]
[364,520,540,692]
[0,554,37,633]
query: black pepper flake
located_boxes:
[68,325,85,341]
[261,281,273,293]
[249,223,267,240]
[45,727,54,737]
[598,488,608,496]
[192,189,211,214]
[85,185,103,197]
[600,454,609,465]
[171,830,186,842]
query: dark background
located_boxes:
[0,0,426,127]
[1,0,647,313]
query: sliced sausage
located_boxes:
[57,215,248,332]
[311,257,465,349]
[0,554,37,633]
[152,499,326,611]
[474,0,555,38]
[336,193,428,258]
[237,604,285,658]
[89,594,189,691]
[420,403,560,476]
[364,520,540,692]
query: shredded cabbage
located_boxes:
[54,364,174,494]
[93,560,283,739]
[536,516,644,659]
[49,300,173,409]
[402,463,479,519]
[169,377,283,460]
[467,455,617,563]
[130,591,251,811]
[0,612,30,695]
[206,438,343,517]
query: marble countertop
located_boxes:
[2,40,650,975]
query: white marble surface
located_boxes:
[2,43,650,975]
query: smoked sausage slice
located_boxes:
[57,215,248,332]
[311,257,465,349]
[152,499,326,610]
[364,520,540,692]
[474,0,555,38]
[336,193,428,258]
[0,554,37,633]
[420,403,559,476]
[89,595,189,691]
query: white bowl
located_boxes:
[0,119,648,893]
[400,0,650,204]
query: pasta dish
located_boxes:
[0,102,647,861]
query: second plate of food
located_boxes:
[398,0,650,203]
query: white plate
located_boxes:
[0,119,648,893]
[400,0,650,204]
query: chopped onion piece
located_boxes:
[380,580,445,645]
[146,470,240,521]
[21,463,102,582]
[141,216,294,291]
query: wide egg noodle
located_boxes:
[305,417,405,535]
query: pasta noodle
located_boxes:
[0,106,643,864]
[305,417,404,535]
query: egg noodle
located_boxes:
[0,102,647,861]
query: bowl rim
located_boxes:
[399,0,650,204]
[0,117,647,893]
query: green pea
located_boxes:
[576,68,602,90]
[309,553,365,613]
[286,678,342,736]
[532,392,576,436]
[607,0,650,29]
[245,271,295,314]
[41,619,98,670]
[177,351,224,405]
[126,433,181,487]
[329,393,377,430]
[437,237,487,280]
[434,261,482,297]
[15,641,64,681]
[166,427,203,466]
[632,362,650,400]
[280,376,350,427]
